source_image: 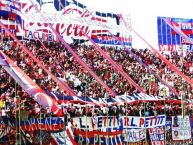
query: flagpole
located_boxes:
[101,10,106,144]
[169,19,173,54]
[164,96,167,145]
[63,105,66,145]
[63,2,67,145]
[19,92,21,145]
[20,2,23,41]
[8,17,10,41]
[107,94,109,145]
[182,79,185,144]
[174,23,177,53]
[14,18,16,38]
[1,16,2,41]
[40,103,42,145]
[144,101,147,144]
[77,2,88,145]
[160,17,164,52]
[15,80,18,145]
[21,2,24,42]
[83,5,89,145]
[126,93,128,145]
[15,80,21,145]
[165,17,168,53]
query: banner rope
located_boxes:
[57,0,145,93]
[0,21,77,96]
[0,50,63,116]
[109,31,180,97]
[1,2,80,97]
[61,5,180,97]
[119,15,193,96]
[28,0,116,97]
[120,15,193,90]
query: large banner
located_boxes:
[148,127,165,145]
[72,115,166,130]
[157,17,193,53]
[0,0,132,46]
[0,117,15,144]
[53,92,164,107]
[20,117,64,132]
[123,128,146,143]
[74,130,147,145]
[3,116,193,144]
[20,117,75,145]
[172,116,191,141]
[72,115,165,144]
[72,115,166,145]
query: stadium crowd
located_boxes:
[0,39,193,120]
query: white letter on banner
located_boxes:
[24,120,28,131]
[96,35,103,44]
[38,32,43,39]
[28,31,33,39]
[86,138,90,144]
[45,118,51,130]
[97,117,102,128]
[48,34,53,41]
[99,136,103,145]
[33,31,39,39]
[78,135,83,145]
[122,115,166,128]
[94,135,98,144]
[29,119,34,132]
[153,115,166,127]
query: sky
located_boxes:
[77,0,193,49]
